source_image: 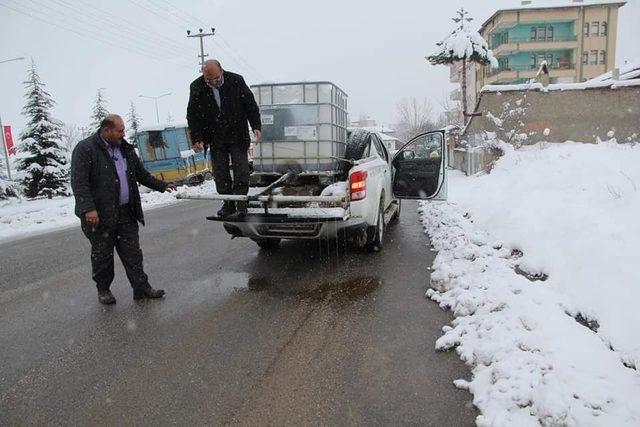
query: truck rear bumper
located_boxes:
[213,214,368,241]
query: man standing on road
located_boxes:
[187,59,261,218]
[71,114,176,305]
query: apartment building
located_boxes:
[474,0,625,89]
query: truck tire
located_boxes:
[365,198,385,252]
[342,129,371,175]
[253,238,281,250]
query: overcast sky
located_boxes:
[1,0,638,135]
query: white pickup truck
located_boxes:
[179,128,448,252]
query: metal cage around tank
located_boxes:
[250,81,348,174]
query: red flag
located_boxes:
[3,126,15,156]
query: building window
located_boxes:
[546,26,554,41]
[582,51,589,64]
[601,22,607,36]
[600,50,606,65]
[583,22,589,36]
[591,22,599,36]
[537,26,546,41]
[590,50,598,65]
[531,55,537,69]
[530,27,537,40]
[499,57,509,70]
[546,54,554,67]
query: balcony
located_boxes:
[485,63,576,84]
[491,36,578,56]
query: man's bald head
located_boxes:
[202,59,224,87]
[100,114,126,143]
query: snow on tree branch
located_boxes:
[427,9,498,68]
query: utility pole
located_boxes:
[186,28,215,67]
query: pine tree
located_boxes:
[89,88,109,133]
[427,9,498,123]
[127,101,142,145]
[16,60,69,199]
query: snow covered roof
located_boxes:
[377,132,400,142]
[480,1,626,32]
[350,125,396,134]
[481,78,640,93]
[587,59,640,82]
[138,122,187,132]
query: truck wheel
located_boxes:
[342,129,371,175]
[253,238,281,250]
[389,200,401,225]
[365,200,385,252]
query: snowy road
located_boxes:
[0,200,476,425]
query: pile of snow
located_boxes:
[0,182,217,242]
[482,78,640,93]
[421,140,640,425]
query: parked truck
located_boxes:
[178,81,447,252]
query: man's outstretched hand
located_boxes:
[166,182,177,192]
[192,142,205,153]
[253,129,262,143]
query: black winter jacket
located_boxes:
[71,133,168,227]
[186,71,261,147]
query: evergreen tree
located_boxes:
[16,61,69,199]
[427,9,498,123]
[126,101,142,145]
[89,88,109,133]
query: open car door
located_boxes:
[391,130,447,201]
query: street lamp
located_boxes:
[1,56,25,181]
[138,93,171,124]
[0,57,25,65]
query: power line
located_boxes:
[48,0,195,59]
[0,1,193,70]
[137,0,265,80]
[27,0,196,64]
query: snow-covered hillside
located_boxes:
[421,140,640,426]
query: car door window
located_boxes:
[371,135,386,160]
[392,131,445,199]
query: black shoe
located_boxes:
[98,290,116,305]
[235,201,248,217]
[217,201,236,218]
[133,287,166,300]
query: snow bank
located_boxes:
[0,182,218,243]
[421,140,640,425]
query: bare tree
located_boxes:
[60,123,82,159]
[395,97,436,141]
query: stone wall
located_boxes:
[465,85,640,144]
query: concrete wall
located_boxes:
[464,85,640,145]
[450,147,503,176]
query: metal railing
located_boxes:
[491,35,577,48]
[487,63,576,77]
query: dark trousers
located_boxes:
[211,140,250,195]
[82,205,150,293]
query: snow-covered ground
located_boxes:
[420,140,640,426]
[0,182,218,243]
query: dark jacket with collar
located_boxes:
[71,133,168,227]
[186,71,261,147]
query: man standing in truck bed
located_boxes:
[187,59,262,218]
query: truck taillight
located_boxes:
[350,170,368,201]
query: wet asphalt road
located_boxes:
[0,200,476,426]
